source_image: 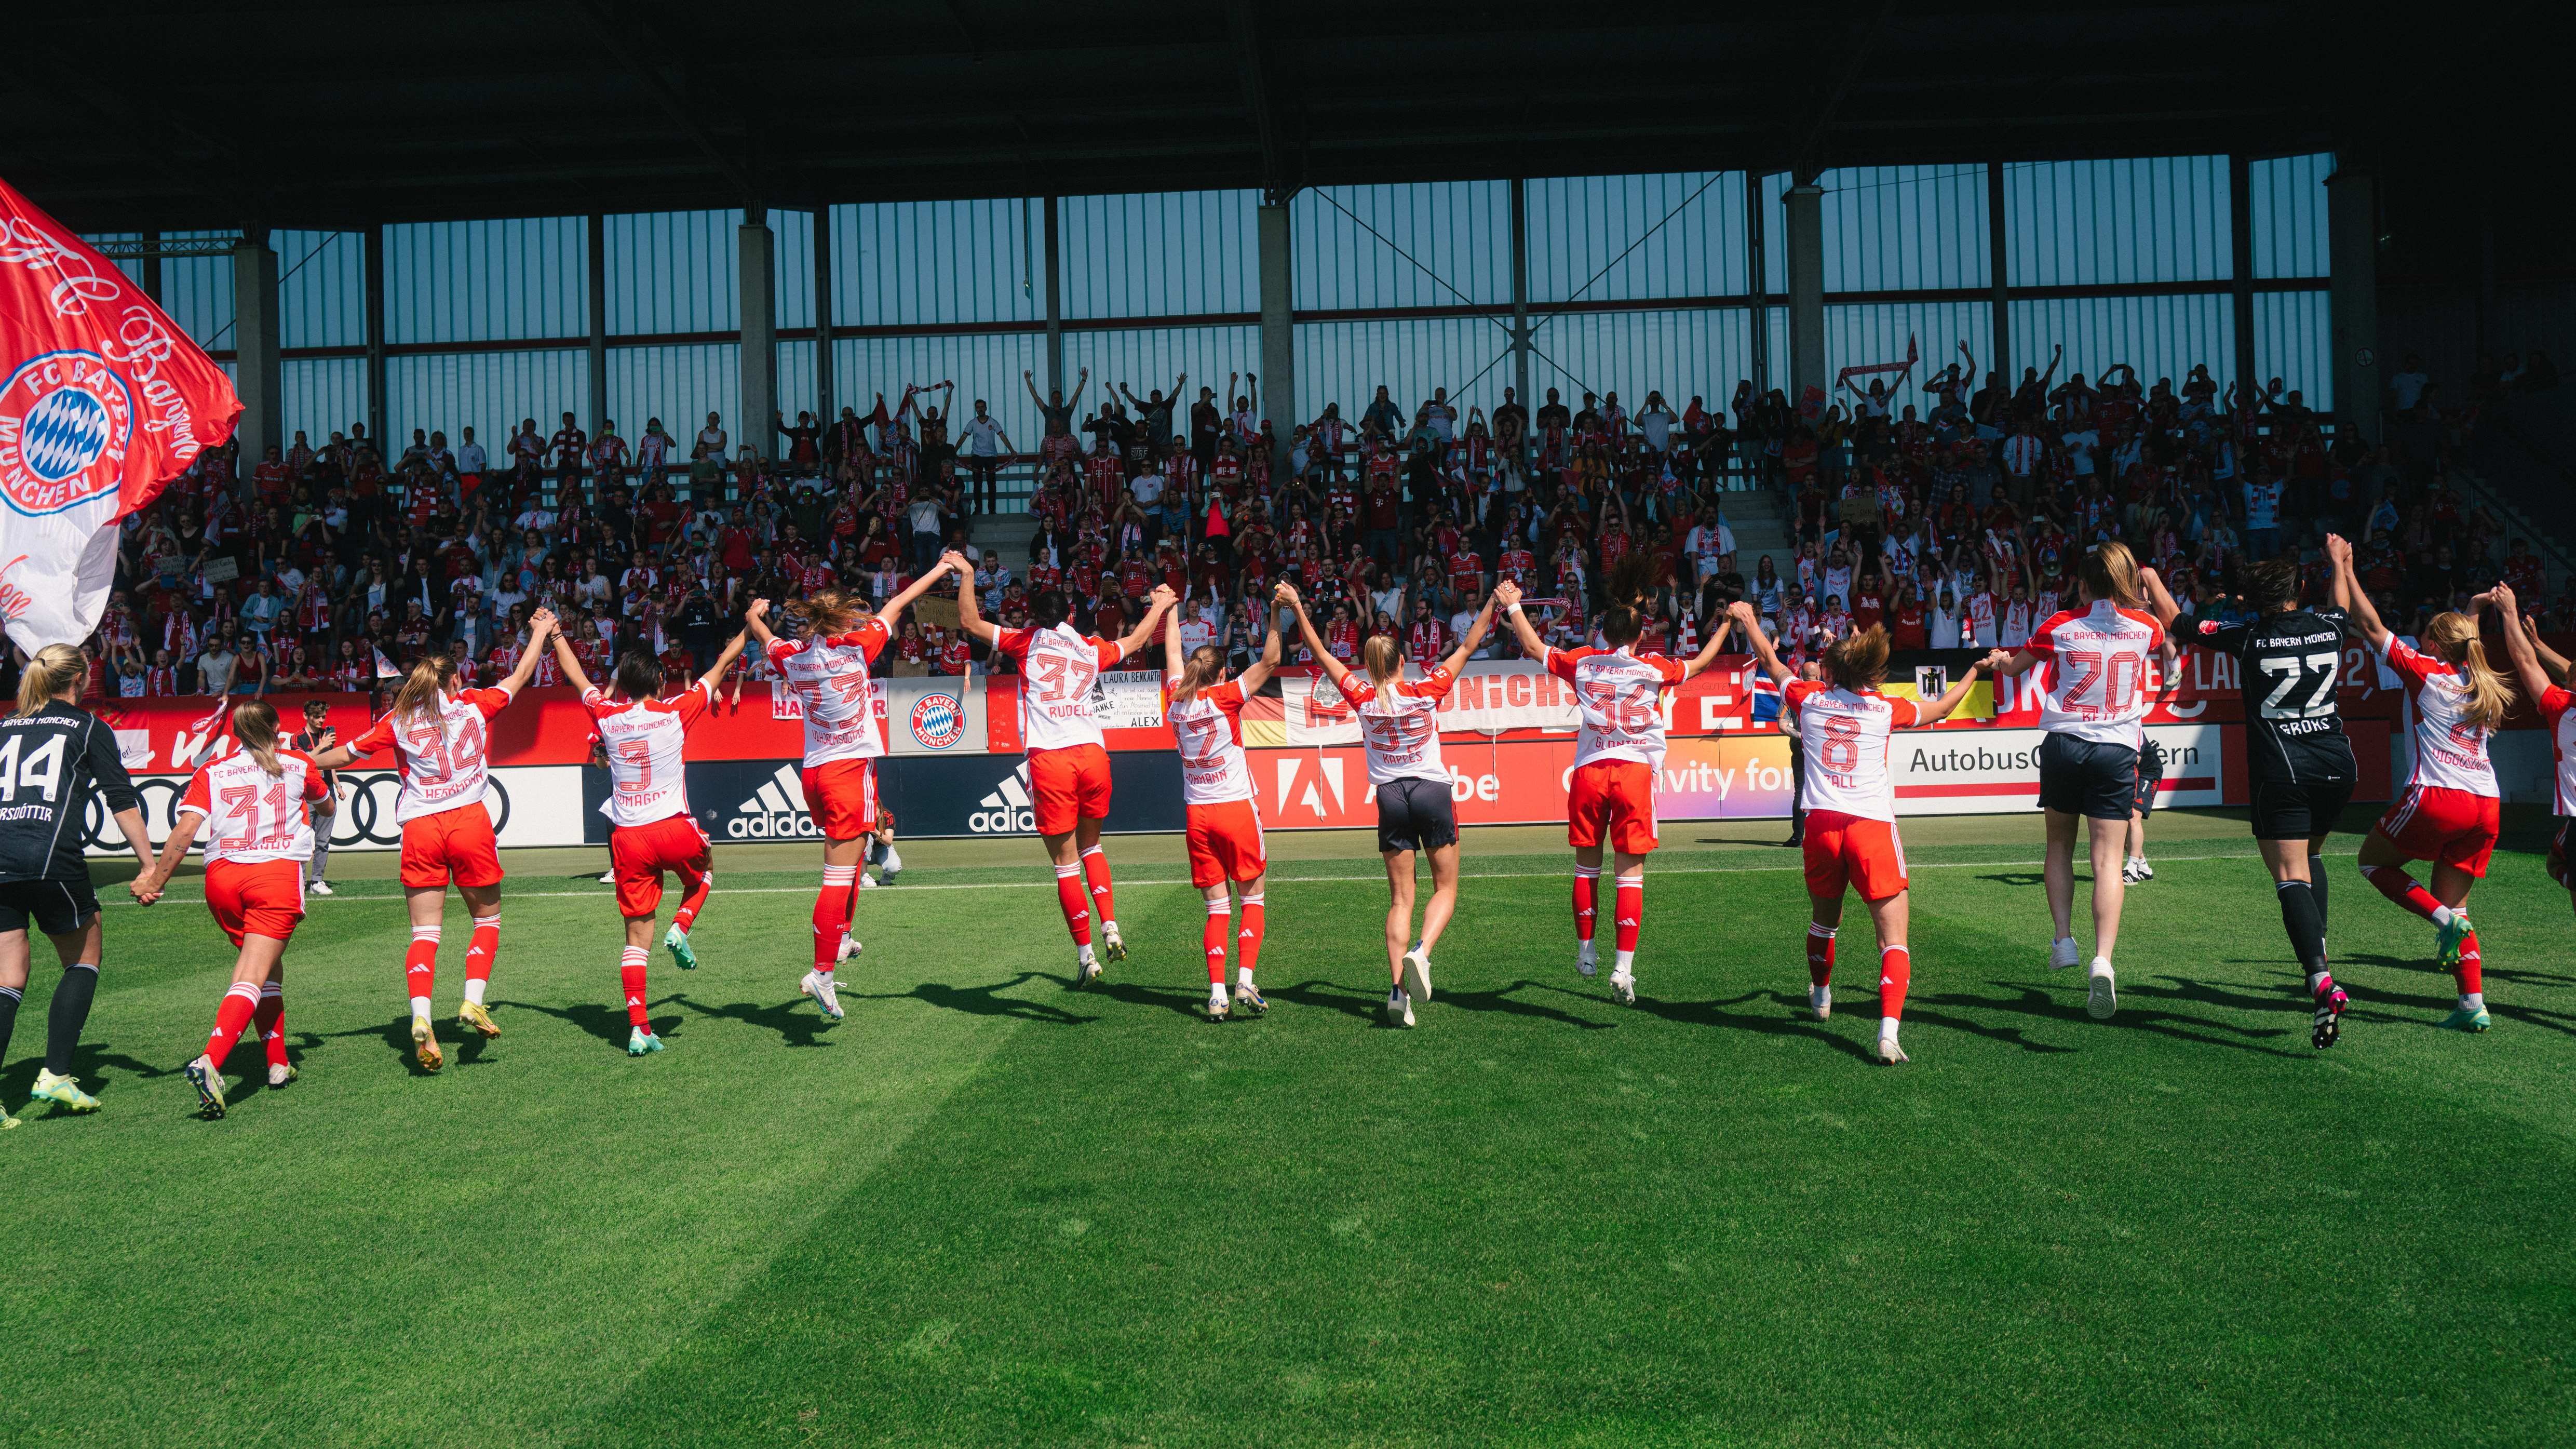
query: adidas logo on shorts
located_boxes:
[969,762,1039,835]
[726,764,821,839]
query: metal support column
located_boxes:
[2327,158,2381,438]
[1746,173,1768,398]
[1043,195,1064,397]
[740,216,778,457]
[363,225,387,461]
[813,208,834,418]
[1257,200,1294,473]
[1987,160,2011,388]
[1509,177,1531,434]
[140,230,163,305]
[2228,154,2257,399]
[586,211,608,442]
[231,232,281,487]
[1784,183,1826,405]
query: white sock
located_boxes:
[1104,919,1120,936]
[1578,940,1598,960]
[1077,943,1096,965]
[2091,956,2113,975]
[1614,949,1635,974]
[1880,1015,1901,1042]
[409,995,433,1018]
[1237,966,1256,988]
[464,979,487,1006]
[2431,904,2457,928]
[2462,991,2485,1011]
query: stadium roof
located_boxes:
[4,0,2518,236]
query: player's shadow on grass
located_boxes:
[1265,977,1386,1024]
[318,1015,508,1070]
[1,1045,173,1105]
[1978,872,2050,888]
[1947,978,2312,1057]
[2331,963,2576,1039]
[666,994,846,1046]
[849,973,1098,1026]
[1083,979,1220,1022]
[1439,981,1615,1030]
[489,998,692,1052]
[1574,984,1887,1059]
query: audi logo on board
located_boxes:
[80,771,510,851]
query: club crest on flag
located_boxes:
[0,349,132,515]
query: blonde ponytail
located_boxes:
[231,699,285,779]
[14,643,85,716]
[387,655,457,746]
[2423,612,2515,731]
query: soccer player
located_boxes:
[2491,587,2576,916]
[312,611,561,1068]
[1279,582,1496,1028]
[742,560,956,1022]
[1979,542,2176,1021]
[2139,553,2358,1046]
[148,702,333,1117]
[549,627,748,1054]
[1161,583,1287,1022]
[1732,603,1981,1062]
[2330,538,2512,1031]
[1491,559,1734,1004]
[949,550,1176,983]
[0,645,157,1129]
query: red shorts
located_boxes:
[800,758,879,841]
[1802,809,1909,901]
[204,859,306,946]
[1030,744,1113,837]
[1568,759,1659,855]
[400,804,503,890]
[2376,785,2501,877]
[611,814,713,918]
[1185,799,1266,888]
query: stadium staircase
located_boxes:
[2467,391,2576,592]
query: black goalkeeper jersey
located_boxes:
[0,703,140,884]
[2174,606,2354,785]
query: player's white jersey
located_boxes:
[179,748,329,865]
[2024,601,2165,748]
[1547,647,1688,770]
[1165,680,1255,806]
[1333,667,1456,787]
[768,620,889,766]
[585,682,707,827]
[347,688,508,823]
[1000,623,1123,753]
[2384,636,2499,797]
[2546,686,2576,816]
[1784,682,1920,823]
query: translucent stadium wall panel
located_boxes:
[1295,181,1512,311]
[1762,305,1789,399]
[1524,309,1757,420]
[1058,191,1259,320]
[2249,154,2331,280]
[1526,172,1747,305]
[2007,294,2234,400]
[2004,156,2230,287]
[831,331,1047,454]
[832,198,1044,329]
[1818,167,1989,293]
[1760,172,1787,297]
[606,344,739,458]
[2253,291,2333,412]
[161,231,237,351]
[1294,316,1514,429]
[281,357,370,447]
[386,217,586,345]
[1066,325,1260,422]
[775,340,818,425]
[76,233,146,288]
[1822,301,1991,411]
[385,350,587,458]
[604,210,741,335]
[770,210,817,332]
[274,229,366,350]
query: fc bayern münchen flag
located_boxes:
[0,178,239,654]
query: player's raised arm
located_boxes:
[1160,584,1189,684]
[1438,593,1499,677]
[1277,583,1351,688]
[1114,585,1178,662]
[549,620,598,695]
[2324,533,2392,653]
[1235,597,1288,696]
[696,631,749,695]
[1729,599,1795,686]
[1680,611,1736,680]
[742,596,778,650]
[2519,613,2571,686]
[1492,579,1549,659]
[2138,565,2182,630]
[492,610,559,697]
[879,554,954,632]
[943,552,1000,645]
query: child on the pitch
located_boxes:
[1161,583,1287,1021]
[1733,603,1982,1062]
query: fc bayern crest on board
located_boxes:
[912,691,965,749]
[0,349,133,516]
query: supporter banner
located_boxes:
[1283,661,1583,747]
[83,765,582,856]
[1094,669,1169,732]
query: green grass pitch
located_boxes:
[2,814,2571,1447]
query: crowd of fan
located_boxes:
[55,340,2567,704]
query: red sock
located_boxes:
[1203,905,1230,984]
[404,925,441,1003]
[1237,891,1266,977]
[1081,847,1116,928]
[1879,944,1912,1022]
[254,984,288,1066]
[203,982,260,1066]
[672,865,712,935]
[1054,864,1093,945]
[466,914,500,987]
[812,865,857,970]
[1613,878,1642,954]
[1807,922,1837,987]
[620,946,651,1030]
[1572,868,1599,942]
[2457,932,2483,996]
[2361,864,2446,923]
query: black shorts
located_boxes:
[2249,777,2354,842]
[0,878,100,937]
[2037,733,2137,821]
[1375,777,1459,853]
[2131,742,2165,818]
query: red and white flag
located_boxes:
[0,179,239,653]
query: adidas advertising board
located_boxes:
[872,751,1188,838]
